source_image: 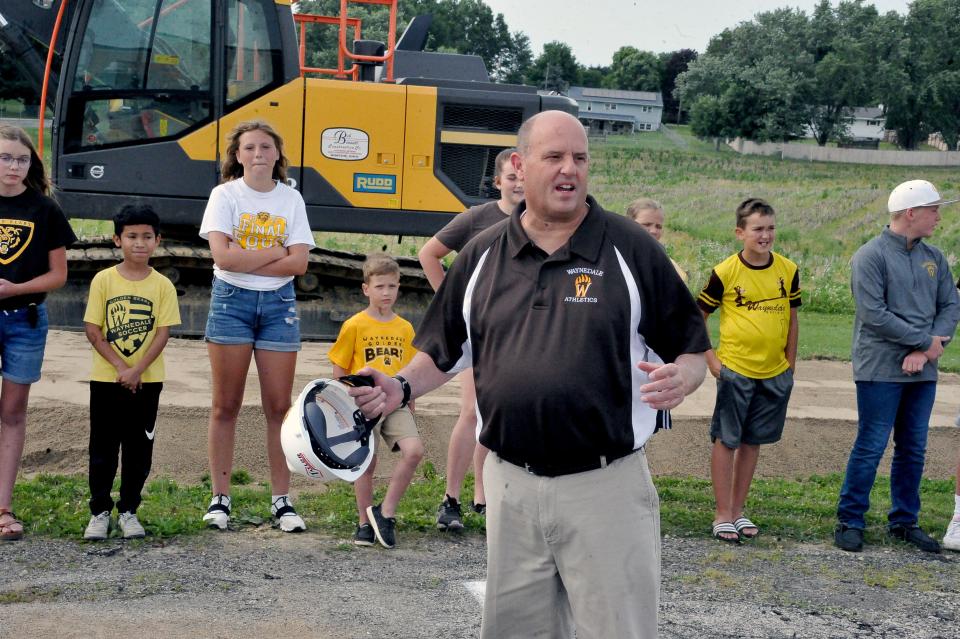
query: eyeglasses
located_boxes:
[0,154,31,169]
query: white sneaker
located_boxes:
[272,496,306,533]
[118,512,146,539]
[84,511,111,540]
[202,494,231,530]
[943,517,960,551]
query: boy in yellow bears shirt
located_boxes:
[82,204,181,540]
[328,253,423,549]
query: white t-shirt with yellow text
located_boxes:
[199,179,316,291]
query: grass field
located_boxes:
[12,469,956,546]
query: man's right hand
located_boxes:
[345,367,403,419]
[923,336,950,361]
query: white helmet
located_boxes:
[281,377,378,483]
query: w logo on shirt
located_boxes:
[574,274,592,298]
[105,295,155,357]
[0,219,34,265]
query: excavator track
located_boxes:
[49,239,434,341]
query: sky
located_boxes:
[482,0,912,67]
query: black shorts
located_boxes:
[710,366,793,448]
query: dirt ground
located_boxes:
[5,330,960,639]
[20,330,960,485]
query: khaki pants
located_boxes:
[481,449,661,639]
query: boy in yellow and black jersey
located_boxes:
[698,198,800,543]
[82,204,181,540]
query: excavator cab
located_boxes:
[52,0,296,227]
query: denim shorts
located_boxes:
[204,277,301,352]
[0,302,49,384]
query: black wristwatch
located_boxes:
[394,375,411,408]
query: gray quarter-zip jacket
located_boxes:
[851,226,960,382]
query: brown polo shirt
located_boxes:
[414,196,710,472]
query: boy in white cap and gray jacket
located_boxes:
[835,179,960,553]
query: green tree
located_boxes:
[675,4,888,143]
[661,49,697,124]
[689,94,731,149]
[802,1,874,145]
[579,65,608,89]
[604,46,660,92]
[528,41,580,92]
[498,30,533,84]
[884,0,960,149]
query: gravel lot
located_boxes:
[3,527,959,638]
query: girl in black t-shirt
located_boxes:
[0,125,77,541]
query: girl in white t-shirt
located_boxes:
[199,121,315,532]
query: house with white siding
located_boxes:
[566,87,664,135]
[803,106,886,143]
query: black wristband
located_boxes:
[394,375,411,408]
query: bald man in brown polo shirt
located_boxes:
[350,110,709,638]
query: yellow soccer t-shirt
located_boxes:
[698,251,801,379]
[83,266,181,383]
[328,311,417,376]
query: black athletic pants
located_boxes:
[88,381,163,515]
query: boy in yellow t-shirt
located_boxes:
[82,204,181,540]
[328,253,422,549]
[697,198,801,544]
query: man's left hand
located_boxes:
[638,361,687,410]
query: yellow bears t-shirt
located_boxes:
[83,266,181,382]
[328,311,417,376]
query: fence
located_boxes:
[728,138,960,167]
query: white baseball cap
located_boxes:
[888,179,958,213]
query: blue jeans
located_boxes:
[204,277,300,352]
[837,381,936,530]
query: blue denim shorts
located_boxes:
[204,278,301,352]
[0,302,49,384]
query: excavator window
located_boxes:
[225,0,281,105]
[64,0,212,150]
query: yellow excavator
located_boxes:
[0,0,576,337]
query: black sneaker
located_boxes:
[834,523,864,552]
[366,504,396,549]
[470,501,486,516]
[436,495,464,531]
[888,524,941,553]
[353,523,375,547]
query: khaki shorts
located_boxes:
[374,406,419,452]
